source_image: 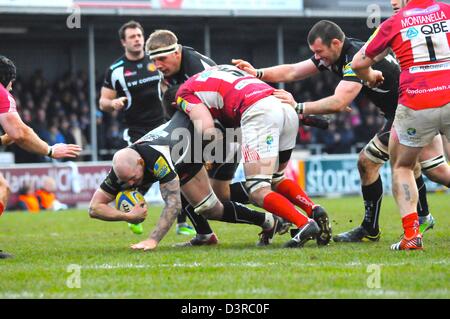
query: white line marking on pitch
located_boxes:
[82,260,449,270]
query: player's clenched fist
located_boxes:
[111,97,128,111]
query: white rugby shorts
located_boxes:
[393,103,450,147]
[240,96,298,162]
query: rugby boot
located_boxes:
[311,205,332,246]
[174,233,219,247]
[283,219,320,248]
[257,216,291,246]
[419,214,435,234]
[391,234,423,251]
[333,226,381,243]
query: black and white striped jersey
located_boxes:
[103,55,164,131]
[311,37,400,119]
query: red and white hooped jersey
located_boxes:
[363,0,450,110]
[0,83,17,114]
[176,65,274,127]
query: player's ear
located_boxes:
[331,38,341,49]
[137,158,145,168]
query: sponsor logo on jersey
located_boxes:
[407,128,417,136]
[343,63,356,77]
[420,20,449,35]
[153,156,170,179]
[403,4,440,18]
[266,135,273,145]
[147,63,156,72]
[410,61,450,73]
[124,69,137,77]
[406,27,419,39]
[198,69,213,81]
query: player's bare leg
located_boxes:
[389,133,423,250]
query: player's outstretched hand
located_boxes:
[131,239,158,251]
[272,89,296,108]
[231,59,257,76]
[51,143,82,159]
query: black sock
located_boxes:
[221,201,266,226]
[177,210,187,224]
[416,175,429,217]
[361,176,383,235]
[229,182,250,204]
[181,194,213,235]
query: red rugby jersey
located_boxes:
[176,65,274,127]
[364,0,450,109]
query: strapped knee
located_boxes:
[272,170,285,184]
[363,137,389,164]
[245,175,272,194]
[193,192,219,214]
[420,154,446,172]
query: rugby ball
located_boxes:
[115,190,145,213]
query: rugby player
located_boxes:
[147,30,269,245]
[233,19,450,243]
[99,21,194,236]
[89,111,287,251]
[169,65,332,248]
[352,0,450,250]
[0,55,81,258]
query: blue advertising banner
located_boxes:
[232,154,449,197]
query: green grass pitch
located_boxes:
[0,193,448,299]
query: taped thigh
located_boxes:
[272,170,285,184]
[245,175,272,194]
[363,135,389,164]
[420,154,447,172]
[193,191,219,214]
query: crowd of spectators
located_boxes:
[1,68,385,163]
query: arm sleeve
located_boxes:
[103,67,114,90]
[153,154,177,184]
[342,60,363,84]
[99,169,122,197]
[176,85,202,114]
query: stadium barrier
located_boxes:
[0,154,447,209]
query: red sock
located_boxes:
[276,179,315,217]
[0,202,4,217]
[263,192,308,228]
[402,212,419,239]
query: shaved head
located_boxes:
[112,148,142,183]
